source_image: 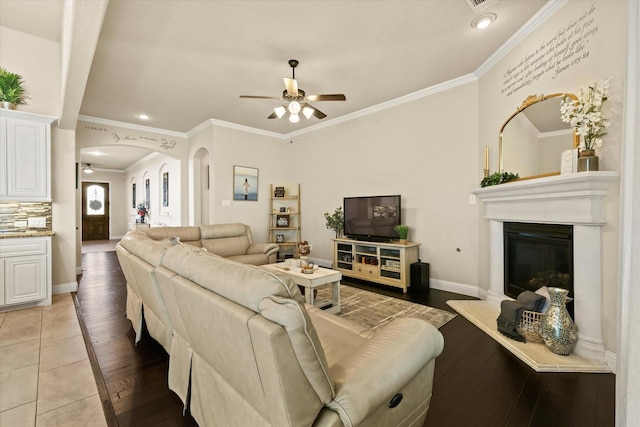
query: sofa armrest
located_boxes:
[326,318,444,427]
[247,243,279,256]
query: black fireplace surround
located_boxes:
[503,222,574,316]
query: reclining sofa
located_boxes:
[116,224,444,427]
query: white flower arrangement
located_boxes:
[560,79,611,151]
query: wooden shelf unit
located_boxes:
[269,184,301,261]
[332,238,419,293]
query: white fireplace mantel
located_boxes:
[471,171,618,363]
[472,171,619,225]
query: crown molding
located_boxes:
[475,0,568,78]
[285,73,479,139]
[187,118,284,139]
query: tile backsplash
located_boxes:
[0,201,52,233]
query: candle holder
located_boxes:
[483,169,489,178]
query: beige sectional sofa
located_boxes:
[116,224,445,427]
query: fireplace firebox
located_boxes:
[503,222,574,317]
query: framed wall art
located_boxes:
[145,178,150,208]
[162,172,169,207]
[233,165,258,201]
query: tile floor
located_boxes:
[0,294,107,426]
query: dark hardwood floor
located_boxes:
[75,249,615,427]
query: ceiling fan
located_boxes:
[240,59,346,123]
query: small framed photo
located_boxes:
[279,207,286,213]
[274,186,285,197]
[276,234,284,243]
[276,215,289,227]
[234,166,258,201]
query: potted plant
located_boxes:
[324,207,344,238]
[136,203,148,224]
[0,67,27,109]
[394,225,409,244]
[560,79,610,171]
[480,171,519,187]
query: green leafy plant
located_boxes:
[324,207,344,237]
[480,171,520,187]
[394,224,409,240]
[0,67,27,106]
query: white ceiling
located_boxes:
[1,0,550,170]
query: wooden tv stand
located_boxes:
[332,238,419,293]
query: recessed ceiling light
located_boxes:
[472,13,496,29]
[138,114,150,120]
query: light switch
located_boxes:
[222,200,231,207]
[468,195,477,205]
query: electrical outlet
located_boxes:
[468,195,477,205]
[28,217,47,228]
[14,220,27,228]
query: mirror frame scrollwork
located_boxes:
[498,93,579,180]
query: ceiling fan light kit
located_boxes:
[241,59,346,123]
[83,164,94,174]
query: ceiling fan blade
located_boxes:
[284,78,299,96]
[240,95,281,100]
[305,94,346,102]
[305,104,327,119]
[267,112,277,119]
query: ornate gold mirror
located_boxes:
[499,93,578,180]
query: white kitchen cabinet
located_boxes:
[0,109,56,201]
[0,236,51,307]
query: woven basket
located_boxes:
[517,310,544,343]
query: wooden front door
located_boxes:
[82,182,110,241]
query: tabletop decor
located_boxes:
[324,207,344,238]
[540,287,578,355]
[394,225,409,244]
[136,203,148,223]
[560,79,610,172]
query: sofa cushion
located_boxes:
[200,224,252,257]
[120,233,175,266]
[137,226,203,247]
[259,296,335,404]
[164,249,304,311]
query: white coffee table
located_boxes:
[262,263,341,314]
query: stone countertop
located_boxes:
[0,231,55,239]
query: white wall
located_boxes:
[478,0,628,352]
[0,26,61,117]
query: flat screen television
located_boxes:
[343,195,401,242]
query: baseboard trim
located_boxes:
[430,278,481,298]
[53,282,78,295]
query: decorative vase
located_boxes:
[399,239,408,245]
[540,287,578,355]
[577,149,598,172]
